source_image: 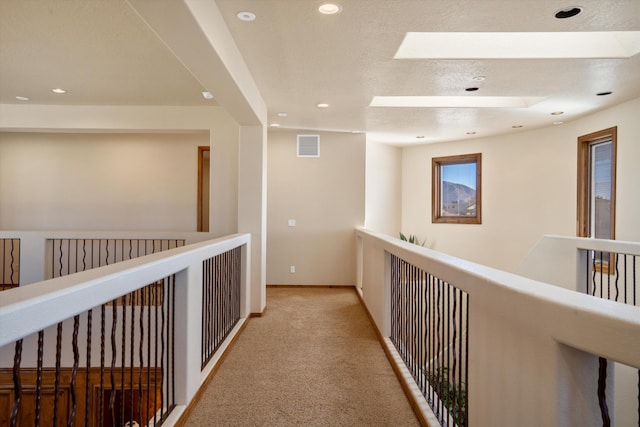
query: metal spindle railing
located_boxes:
[390,254,469,427]
[8,276,177,427]
[201,246,242,369]
[1,238,20,291]
[48,239,185,279]
[583,250,639,427]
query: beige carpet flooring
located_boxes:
[184,286,420,426]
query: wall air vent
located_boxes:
[297,134,320,157]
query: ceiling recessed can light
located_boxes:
[466,131,476,135]
[51,88,66,94]
[15,96,30,101]
[202,91,214,99]
[597,91,613,96]
[512,125,523,128]
[553,121,564,125]
[416,135,425,139]
[465,87,479,92]
[551,111,564,115]
[318,3,342,14]
[237,11,256,21]
[554,7,582,19]
[277,112,288,117]
[316,103,329,108]
[472,76,486,82]
[269,123,280,127]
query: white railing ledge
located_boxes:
[0,233,250,348]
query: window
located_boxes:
[577,127,617,271]
[432,153,481,224]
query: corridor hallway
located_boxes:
[184,287,420,426]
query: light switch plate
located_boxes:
[288,219,296,227]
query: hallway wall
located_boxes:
[0,106,241,236]
[267,130,365,285]
[401,96,640,272]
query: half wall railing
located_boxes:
[356,227,640,427]
[0,232,250,427]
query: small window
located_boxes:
[432,153,482,224]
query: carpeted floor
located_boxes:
[184,286,420,426]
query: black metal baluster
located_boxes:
[69,315,80,427]
[33,331,44,427]
[99,304,106,427]
[11,339,23,427]
[138,285,145,425]
[85,309,92,427]
[597,357,611,427]
[130,292,135,425]
[51,323,63,427]
[110,300,117,427]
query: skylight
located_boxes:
[395,32,640,59]
[369,96,545,108]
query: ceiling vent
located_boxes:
[297,134,320,157]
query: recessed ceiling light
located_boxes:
[597,91,613,96]
[317,103,329,108]
[269,123,280,127]
[512,125,523,128]
[51,88,66,94]
[277,112,288,117]
[551,111,564,115]
[466,131,476,135]
[472,76,486,82]
[237,11,256,21]
[554,7,582,19]
[465,87,479,92]
[395,31,640,59]
[15,96,30,101]
[416,135,425,139]
[553,121,564,125]
[202,91,214,99]
[370,96,544,108]
[318,3,342,14]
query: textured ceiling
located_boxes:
[1,0,639,145]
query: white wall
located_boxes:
[401,97,640,271]
[0,132,204,231]
[267,130,365,285]
[364,140,402,236]
[0,105,240,237]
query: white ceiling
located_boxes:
[1,0,639,145]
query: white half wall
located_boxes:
[364,140,402,237]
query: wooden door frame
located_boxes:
[197,146,210,232]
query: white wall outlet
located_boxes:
[290,265,296,273]
[288,219,296,227]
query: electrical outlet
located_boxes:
[290,265,296,273]
[288,219,296,227]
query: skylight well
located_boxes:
[395,32,640,59]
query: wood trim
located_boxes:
[432,153,482,224]
[197,146,210,232]
[173,316,251,427]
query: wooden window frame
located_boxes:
[577,127,617,273]
[432,153,482,224]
